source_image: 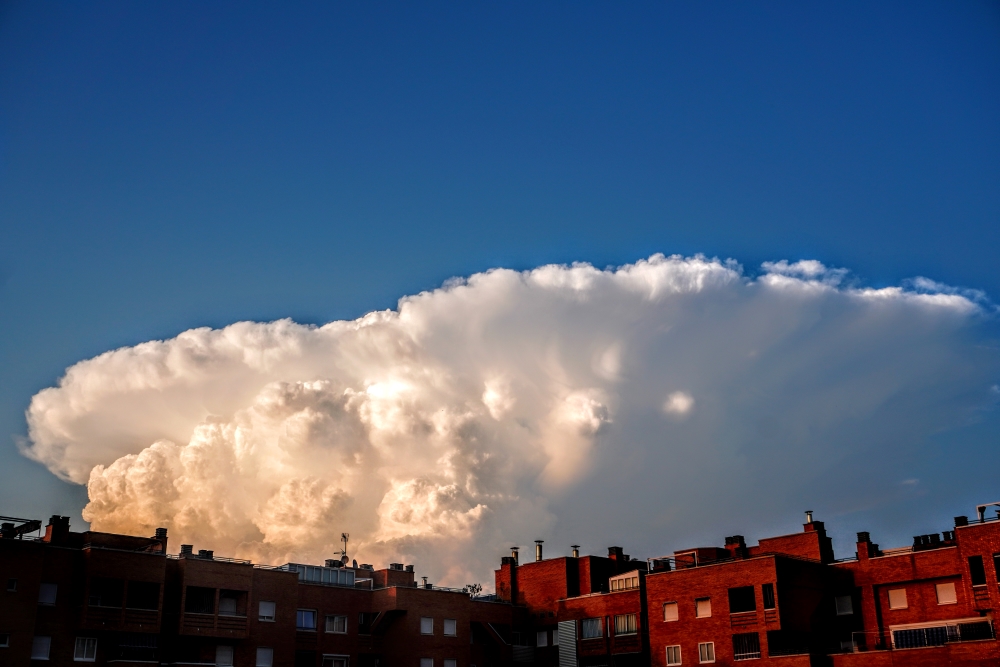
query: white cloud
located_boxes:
[20,254,998,586]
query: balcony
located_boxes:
[180,612,248,638]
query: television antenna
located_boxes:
[340,533,350,561]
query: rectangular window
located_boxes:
[969,555,987,586]
[88,578,124,608]
[732,632,761,660]
[444,661,457,667]
[421,617,434,635]
[728,586,756,614]
[698,642,715,663]
[887,588,907,610]
[0,633,9,647]
[256,648,274,667]
[835,595,853,615]
[74,637,97,662]
[184,586,215,614]
[216,646,234,667]
[31,636,51,660]
[420,659,433,667]
[296,609,317,630]
[6,578,16,592]
[663,601,679,622]
[580,617,603,639]
[537,630,548,647]
[219,590,244,616]
[322,656,348,667]
[259,601,276,622]
[762,584,775,610]
[38,583,57,606]
[326,615,348,633]
[614,613,637,636]
[936,582,958,605]
[666,645,682,665]
[994,554,1000,583]
[696,597,712,618]
[125,581,160,610]
[444,618,457,636]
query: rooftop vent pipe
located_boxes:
[180,544,193,557]
[805,510,814,524]
[535,540,544,562]
[510,546,519,565]
[198,549,213,560]
[571,545,580,558]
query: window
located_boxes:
[420,617,433,635]
[74,637,97,661]
[698,642,715,663]
[296,609,317,630]
[666,645,682,665]
[444,618,457,636]
[994,553,1000,582]
[216,646,234,667]
[537,630,548,647]
[125,582,159,610]
[219,590,244,616]
[444,661,457,667]
[614,613,637,636]
[553,631,559,646]
[887,588,907,610]
[326,615,347,633]
[936,582,958,605]
[88,578,124,608]
[728,586,756,614]
[762,584,775,610]
[969,555,987,586]
[420,659,433,667]
[322,656,348,667]
[663,601,679,622]
[256,648,274,667]
[835,595,853,615]
[31,636,51,660]
[610,576,640,591]
[259,601,276,622]
[184,586,214,614]
[695,597,712,618]
[6,578,16,592]
[0,633,9,647]
[38,583,57,606]
[580,617,603,639]
[732,632,761,660]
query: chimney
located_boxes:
[856,531,878,560]
[955,515,969,527]
[325,559,342,568]
[421,576,429,589]
[805,510,814,524]
[535,540,544,562]
[405,565,414,572]
[510,546,519,565]
[180,544,194,557]
[608,546,624,561]
[198,549,214,560]
[42,515,70,545]
[152,527,168,552]
[571,545,580,558]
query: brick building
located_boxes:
[2,503,999,666]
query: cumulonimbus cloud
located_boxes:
[20,255,999,586]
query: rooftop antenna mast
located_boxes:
[341,533,350,561]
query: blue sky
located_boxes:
[1,2,998,560]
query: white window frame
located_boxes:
[887,588,907,610]
[256,647,274,667]
[666,645,682,666]
[420,617,434,635]
[834,595,853,615]
[74,637,98,662]
[936,582,957,605]
[31,636,52,660]
[695,597,711,618]
[258,600,276,622]
[216,645,234,667]
[444,618,457,637]
[326,614,348,633]
[698,641,715,664]
[663,601,679,622]
[38,583,57,606]
[322,654,350,667]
